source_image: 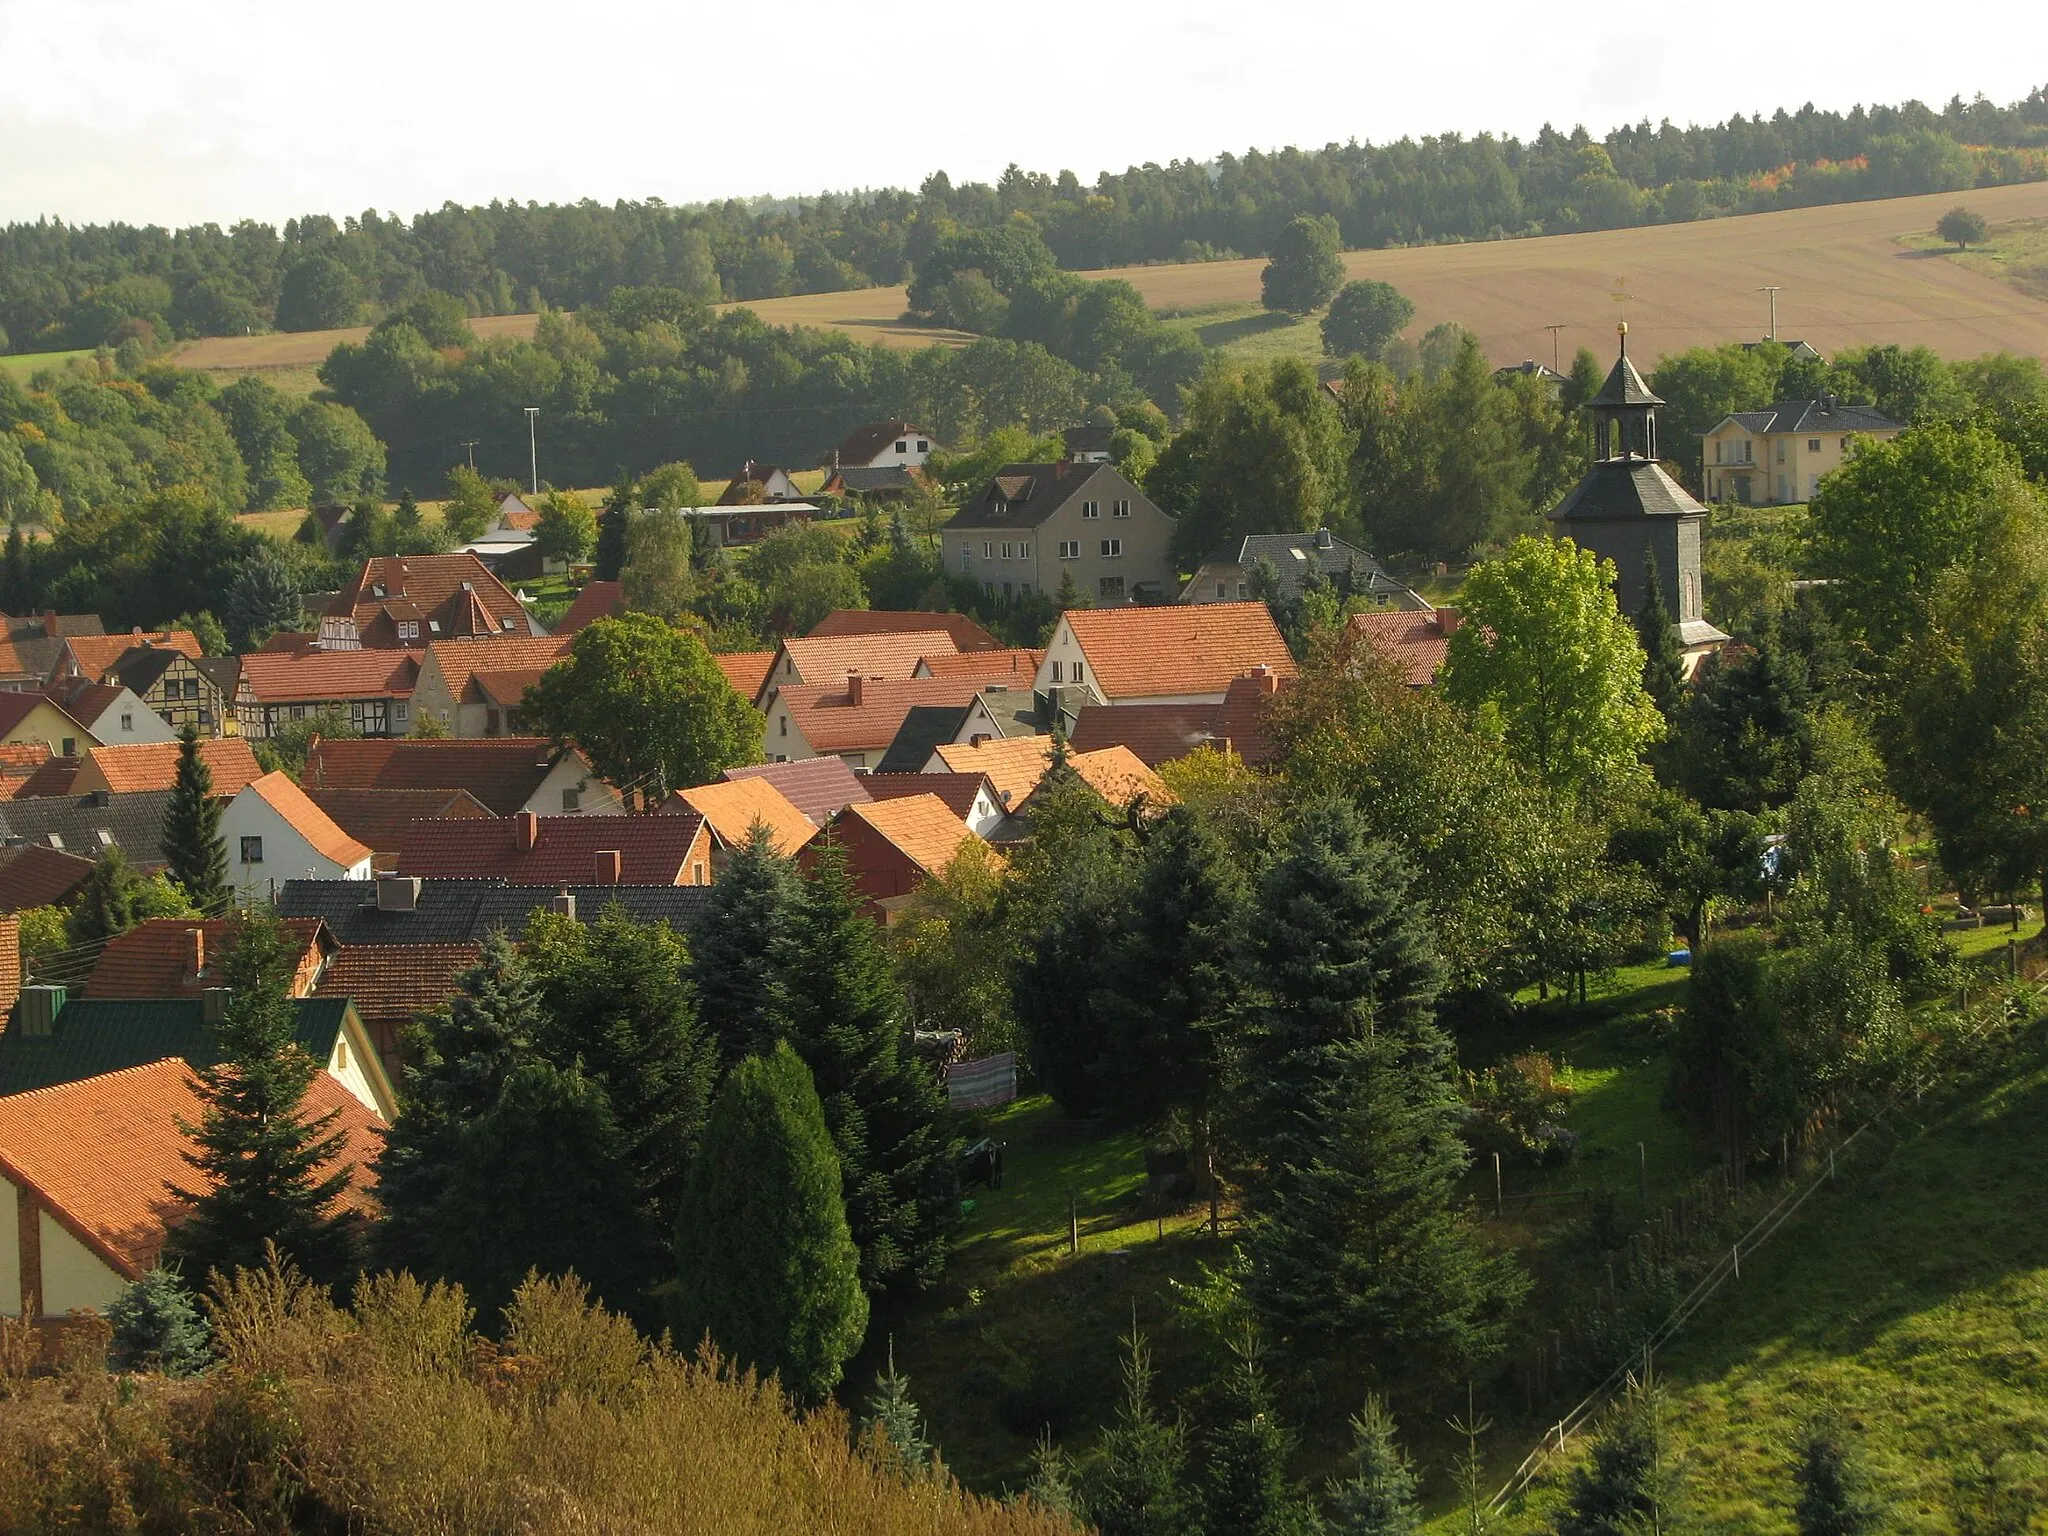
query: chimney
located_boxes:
[846,672,864,706]
[550,887,577,919]
[0,914,19,1019]
[376,874,422,912]
[15,984,64,1037]
[516,811,539,850]
[1054,460,1069,479]
[593,849,622,885]
[970,733,991,748]
[42,609,57,638]
[201,987,232,1025]
[1251,663,1278,695]
[186,926,206,979]
[1314,527,1333,550]
[1434,606,1461,636]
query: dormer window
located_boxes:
[428,621,442,634]
[397,622,419,640]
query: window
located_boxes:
[1058,540,1080,559]
[240,836,264,864]
[395,701,408,722]
[1840,437,1851,451]
[1098,576,1126,600]
[1068,662,1085,683]
[1808,439,1821,452]
[1775,439,1786,464]
[778,716,788,737]
[916,439,929,453]
[45,833,62,849]
[96,829,113,847]
[1216,581,1228,599]
[960,544,972,570]
[291,705,305,721]
[484,708,502,736]
[1021,581,1032,594]
[1100,538,1123,557]
[60,737,75,757]
[693,862,707,885]
[983,541,994,559]
[1714,441,1722,464]
[397,621,419,640]
[895,440,908,454]
[1019,542,1030,559]
[1001,542,1012,559]
[184,678,201,699]
[1003,581,1014,598]
[562,788,582,812]
[1082,500,1100,519]
[1112,499,1130,518]
[1742,440,1754,463]
[1237,582,1249,599]
[120,712,133,732]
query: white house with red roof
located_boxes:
[1034,602,1296,706]
[221,772,376,896]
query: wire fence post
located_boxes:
[1067,1191,1078,1255]
[1494,1152,1503,1218]
[1637,1141,1647,1203]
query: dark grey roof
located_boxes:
[1219,532,1402,604]
[833,465,922,494]
[1589,350,1663,409]
[943,462,1151,532]
[1548,459,1707,523]
[1723,398,1900,436]
[1740,339,1824,362]
[876,706,971,774]
[276,878,713,946]
[0,635,67,682]
[1495,361,1566,382]
[1063,424,1116,454]
[973,685,1053,738]
[0,790,174,869]
[193,656,242,695]
[109,646,182,695]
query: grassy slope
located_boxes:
[0,348,91,380]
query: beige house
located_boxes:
[1035,602,1296,707]
[942,463,1177,606]
[1700,396,1902,505]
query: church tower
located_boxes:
[1546,323,1728,670]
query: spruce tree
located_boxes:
[1086,1327,1201,1536]
[106,1268,213,1375]
[1636,549,1685,720]
[859,1340,935,1481]
[1555,1379,1682,1536]
[596,475,637,580]
[1022,1435,1084,1522]
[1327,1397,1421,1536]
[1792,1414,1883,1536]
[65,845,145,949]
[161,726,228,912]
[1201,1333,1322,1536]
[770,840,955,1297]
[690,824,803,1063]
[1237,797,1521,1388]
[224,546,304,652]
[671,1043,868,1405]
[167,912,355,1289]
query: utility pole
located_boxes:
[523,407,540,496]
[459,439,479,472]
[1545,323,1567,373]
[1757,285,1781,342]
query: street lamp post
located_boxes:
[523,407,540,496]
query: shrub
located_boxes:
[107,1268,213,1376]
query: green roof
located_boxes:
[0,995,356,1097]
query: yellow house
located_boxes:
[1700,395,1902,506]
[0,693,96,757]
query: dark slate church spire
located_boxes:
[1587,322,1663,461]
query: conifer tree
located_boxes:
[1087,1326,1201,1536]
[596,475,637,580]
[1636,549,1685,719]
[1555,1379,1682,1536]
[1792,1413,1884,1536]
[1201,1332,1322,1536]
[1237,797,1521,1388]
[106,1268,213,1375]
[690,823,803,1063]
[167,912,355,1289]
[770,840,955,1297]
[1327,1396,1421,1536]
[1022,1435,1083,1522]
[859,1339,935,1481]
[671,1043,867,1405]
[161,726,228,912]
[65,845,145,949]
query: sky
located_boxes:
[2,0,2044,230]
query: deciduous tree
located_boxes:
[1260,215,1344,315]
[1321,280,1414,360]
[1937,205,1989,250]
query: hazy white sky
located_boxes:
[2,0,2042,229]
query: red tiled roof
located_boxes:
[721,756,871,823]
[1062,602,1295,701]
[329,555,530,648]
[834,794,976,879]
[302,737,570,817]
[929,735,1054,807]
[0,758,82,801]
[313,943,482,1034]
[42,679,125,727]
[770,631,961,698]
[258,631,320,654]
[830,422,934,468]
[239,649,421,704]
[1069,702,1219,766]
[472,669,550,709]
[0,1060,381,1281]
[806,609,998,651]
[775,677,986,756]
[1066,745,1175,810]
[554,580,627,636]
[79,738,262,797]
[0,691,88,740]
[422,635,570,706]
[0,843,96,912]
[244,772,375,870]
[396,812,708,885]
[859,771,996,823]
[83,916,329,1000]
[1343,608,1458,687]
[714,651,776,701]
[303,787,495,864]
[915,648,1043,684]
[0,743,50,772]
[63,631,202,682]
[673,778,815,857]
[1210,669,1289,766]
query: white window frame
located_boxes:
[1112,499,1130,518]
[1100,538,1122,557]
[1081,500,1100,519]
[1058,540,1080,559]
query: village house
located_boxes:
[318,554,542,650]
[807,794,977,918]
[553,580,627,637]
[910,648,1043,685]
[396,809,715,887]
[106,644,240,738]
[0,790,176,872]
[222,772,376,895]
[82,916,334,1003]
[0,847,96,913]
[924,735,1173,819]
[310,942,484,1074]
[301,737,622,818]
[301,787,495,871]
[753,629,961,707]
[664,777,816,861]
[720,756,871,824]
[680,504,818,548]
[236,649,422,739]
[408,635,569,736]
[0,692,96,758]
[277,874,712,947]
[822,421,941,500]
[57,630,201,686]
[1062,424,1115,463]
[1179,529,1421,609]
[807,609,1000,651]
[1343,606,1463,687]
[717,461,805,504]
[762,675,986,769]
[70,738,262,800]
[43,678,174,746]
[942,461,1177,606]
[714,650,777,705]
[1068,668,1287,767]
[1034,602,1296,707]
[0,1059,384,1322]
[1699,395,1902,505]
[861,771,1010,838]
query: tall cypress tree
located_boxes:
[690,824,803,1063]
[1200,1333,1321,1536]
[1327,1396,1421,1536]
[1636,548,1685,720]
[1237,797,1522,1388]
[1086,1327,1200,1536]
[770,840,955,1297]
[671,1043,868,1405]
[167,912,355,1289]
[161,726,228,912]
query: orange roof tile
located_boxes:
[1067,745,1176,810]
[915,648,1044,683]
[83,917,329,1000]
[422,635,570,705]
[714,650,776,701]
[244,772,376,870]
[1343,608,1457,687]
[807,609,998,651]
[313,943,482,1034]
[554,580,627,636]
[330,554,530,648]
[80,738,262,796]
[0,742,51,772]
[238,649,421,703]
[0,1059,382,1280]
[674,777,816,857]
[930,735,1055,807]
[775,677,986,756]
[838,794,977,879]
[64,631,202,682]
[1063,602,1295,700]
[301,738,574,817]
[772,630,961,696]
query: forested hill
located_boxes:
[3,87,2046,355]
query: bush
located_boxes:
[1463,1052,1579,1166]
